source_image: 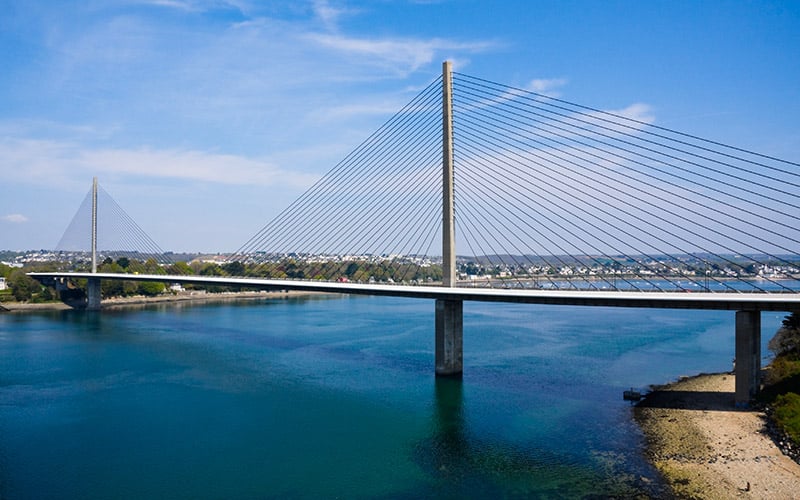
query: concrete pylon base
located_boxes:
[87,277,101,311]
[734,310,761,407]
[435,299,463,377]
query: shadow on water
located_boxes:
[418,377,469,480]
[401,378,670,499]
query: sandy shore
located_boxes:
[0,289,328,312]
[635,373,800,498]
[0,301,74,311]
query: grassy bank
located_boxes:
[760,355,800,459]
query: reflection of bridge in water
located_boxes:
[33,62,800,407]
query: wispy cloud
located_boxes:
[0,137,318,189]
[138,0,201,12]
[85,147,319,187]
[612,103,655,124]
[133,0,246,14]
[527,78,568,97]
[305,33,497,75]
[312,0,355,31]
[1,214,29,223]
[0,0,503,250]
[21,1,498,147]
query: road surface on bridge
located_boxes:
[30,272,800,312]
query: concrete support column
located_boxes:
[441,61,456,288]
[735,310,761,407]
[435,299,463,377]
[436,62,463,378]
[91,177,98,274]
[87,277,101,311]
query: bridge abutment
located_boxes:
[435,299,463,377]
[87,277,101,311]
[734,310,761,407]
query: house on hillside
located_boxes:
[0,277,6,291]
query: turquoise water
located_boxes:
[0,295,785,498]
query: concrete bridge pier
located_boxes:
[435,62,462,377]
[735,310,761,407]
[87,277,101,311]
[435,299,463,377]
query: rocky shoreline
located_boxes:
[635,373,800,498]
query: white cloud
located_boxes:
[612,103,655,124]
[140,0,200,11]
[0,137,318,189]
[527,78,568,97]
[305,32,497,75]
[312,0,354,31]
[133,0,245,14]
[84,147,319,187]
[1,214,29,223]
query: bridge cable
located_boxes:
[454,74,796,292]
[234,78,440,268]
[454,72,800,174]
[454,76,796,292]
[231,77,441,264]
[452,104,787,292]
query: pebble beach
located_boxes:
[635,373,800,498]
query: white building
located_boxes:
[0,277,6,291]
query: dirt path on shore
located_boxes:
[635,373,800,498]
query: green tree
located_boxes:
[770,312,800,359]
[137,281,165,297]
[36,286,54,302]
[101,278,125,298]
[222,261,245,276]
[345,262,360,278]
[283,259,298,278]
[166,261,192,275]
[123,280,138,296]
[8,269,38,302]
[199,263,223,276]
[98,262,123,274]
[143,258,165,275]
[270,269,288,279]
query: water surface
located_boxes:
[0,295,785,498]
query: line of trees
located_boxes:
[0,262,58,303]
[0,256,445,303]
[70,256,443,285]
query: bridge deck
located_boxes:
[30,272,800,312]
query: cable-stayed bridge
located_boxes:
[54,177,176,270]
[32,62,800,406]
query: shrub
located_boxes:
[764,356,800,386]
[773,392,800,444]
[137,281,165,297]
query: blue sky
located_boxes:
[1,0,798,252]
